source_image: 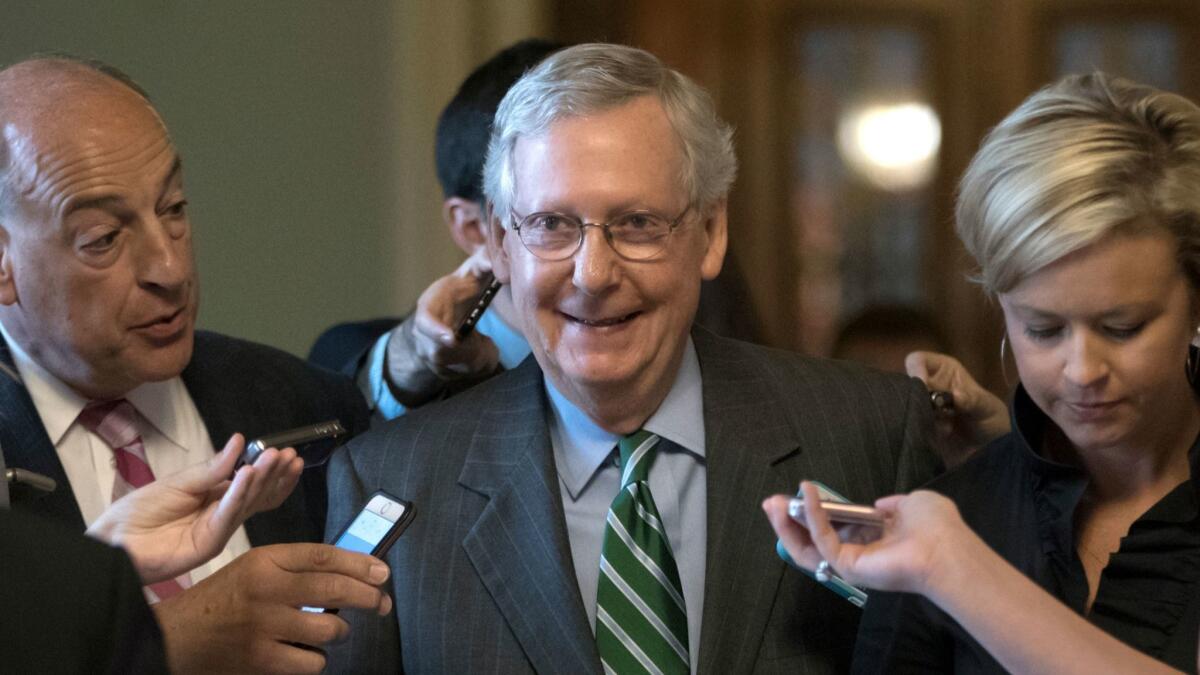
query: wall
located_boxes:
[0,0,545,356]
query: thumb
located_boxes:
[904,351,931,383]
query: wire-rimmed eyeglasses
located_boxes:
[509,206,691,261]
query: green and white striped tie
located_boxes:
[596,430,689,675]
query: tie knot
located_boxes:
[617,429,660,487]
[77,399,140,449]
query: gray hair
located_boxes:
[956,72,1200,295]
[482,43,737,220]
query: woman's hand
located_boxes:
[906,351,1010,466]
[86,434,303,583]
[763,482,976,596]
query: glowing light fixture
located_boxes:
[837,102,941,191]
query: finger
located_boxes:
[249,634,327,675]
[207,464,258,540]
[273,608,351,649]
[412,303,456,347]
[281,571,391,614]
[456,246,495,279]
[904,351,931,382]
[800,482,845,570]
[874,495,906,512]
[254,448,303,513]
[169,433,245,493]
[437,333,500,376]
[268,544,391,586]
[761,495,822,570]
[211,433,245,478]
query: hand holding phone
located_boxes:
[788,497,885,544]
[772,480,872,606]
[304,491,415,613]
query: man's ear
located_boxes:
[0,224,16,306]
[699,199,728,281]
[484,208,513,284]
[442,197,486,255]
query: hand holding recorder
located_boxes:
[87,433,302,584]
[384,248,502,406]
[905,351,1010,466]
[763,481,976,597]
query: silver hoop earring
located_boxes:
[1000,333,1011,386]
[1187,328,1200,387]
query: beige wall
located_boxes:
[0,0,545,357]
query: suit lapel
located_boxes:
[693,328,803,674]
[0,337,86,529]
[181,332,314,546]
[458,360,602,674]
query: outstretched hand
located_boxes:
[763,481,976,597]
[87,433,303,584]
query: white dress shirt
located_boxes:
[0,323,251,583]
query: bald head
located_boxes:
[0,56,194,400]
[0,57,162,218]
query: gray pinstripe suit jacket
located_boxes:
[325,327,940,674]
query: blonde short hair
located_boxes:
[956,72,1200,295]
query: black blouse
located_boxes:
[852,386,1200,674]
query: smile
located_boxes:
[561,311,641,327]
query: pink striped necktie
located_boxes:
[78,399,192,602]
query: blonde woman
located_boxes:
[767,73,1200,673]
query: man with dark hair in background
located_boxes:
[309,38,562,418]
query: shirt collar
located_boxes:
[546,337,705,499]
[0,320,191,452]
[475,309,532,370]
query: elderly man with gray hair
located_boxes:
[326,43,939,674]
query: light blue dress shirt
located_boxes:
[362,308,531,420]
[546,339,707,672]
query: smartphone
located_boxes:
[787,498,886,529]
[774,480,870,607]
[241,420,347,468]
[455,276,502,340]
[303,491,415,613]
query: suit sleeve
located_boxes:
[323,440,404,674]
[0,511,168,674]
[891,376,942,493]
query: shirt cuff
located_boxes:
[362,330,408,420]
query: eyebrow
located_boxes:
[1008,301,1156,319]
[64,155,183,216]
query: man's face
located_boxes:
[0,82,197,399]
[491,95,727,421]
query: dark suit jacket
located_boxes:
[307,316,401,376]
[326,327,940,674]
[0,330,370,545]
[0,509,168,674]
